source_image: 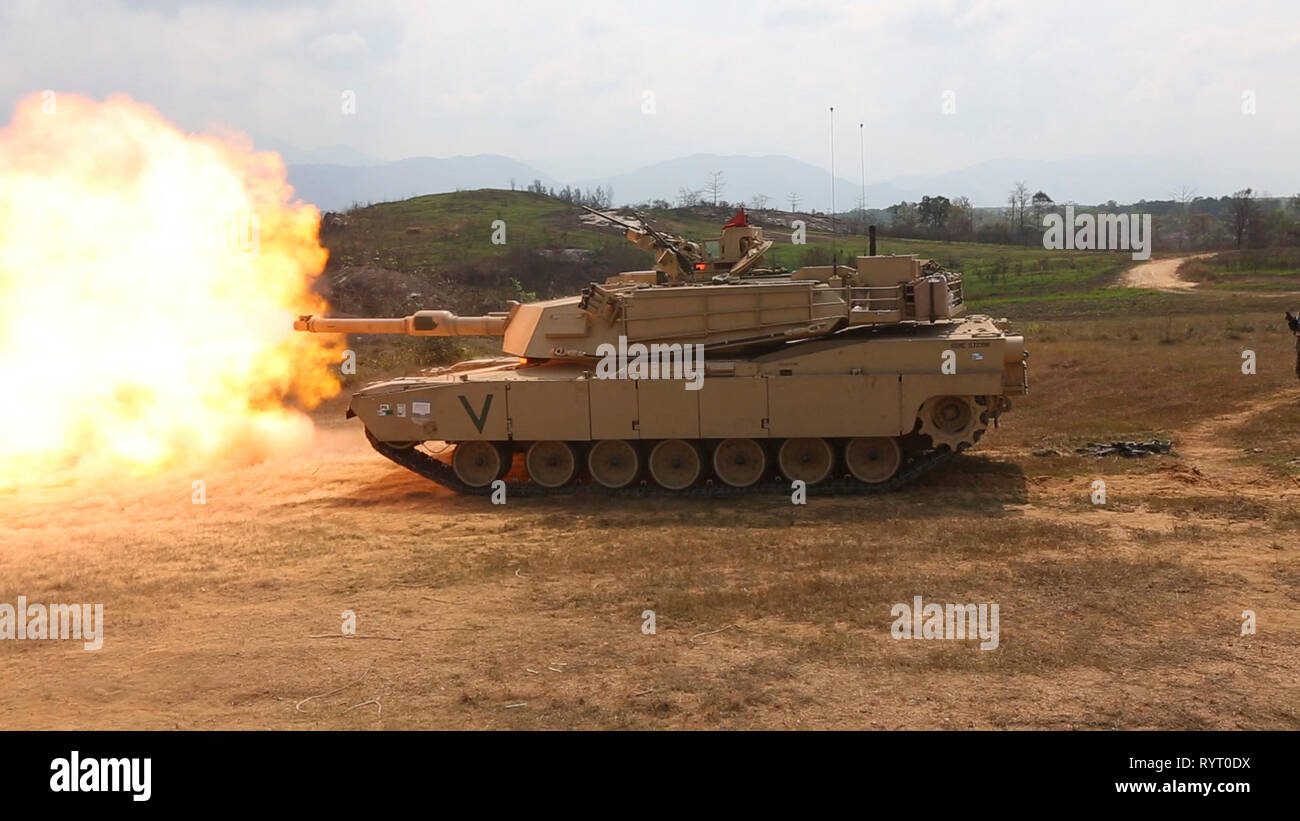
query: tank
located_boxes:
[296,235,1029,496]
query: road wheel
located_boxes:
[586,440,640,489]
[525,441,577,488]
[711,438,767,488]
[648,439,702,490]
[777,437,834,485]
[844,437,902,483]
[452,441,508,488]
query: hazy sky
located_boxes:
[3,0,1298,188]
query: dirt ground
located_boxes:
[1116,253,1216,291]
[2,311,1299,730]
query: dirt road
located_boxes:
[1117,253,1216,291]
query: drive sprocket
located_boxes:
[916,395,989,452]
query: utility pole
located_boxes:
[829,106,836,267]
[859,121,866,255]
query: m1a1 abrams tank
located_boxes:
[296,251,1028,496]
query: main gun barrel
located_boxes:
[294,309,510,336]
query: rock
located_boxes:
[1076,441,1173,458]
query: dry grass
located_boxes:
[1007,312,1296,448]
[1,308,1299,730]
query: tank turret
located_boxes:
[300,255,967,358]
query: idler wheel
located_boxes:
[526,441,577,488]
[844,437,903,484]
[452,441,508,488]
[711,438,767,488]
[648,439,702,490]
[587,440,640,489]
[777,437,834,485]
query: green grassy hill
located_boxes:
[323,190,633,269]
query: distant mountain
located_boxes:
[584,153,1282,210]
[253,137,382,167]
[573,153,912,213]
[283,144,383,166]
[282,149,1292,214]
[287,154,557,211]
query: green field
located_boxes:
[1181,248,1300,292]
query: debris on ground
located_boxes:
[1075,441,1174,458]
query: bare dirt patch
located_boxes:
[1117,253,1216,291]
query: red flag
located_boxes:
[723,207,748,229]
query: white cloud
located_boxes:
[310,30,367,58]
[1,0,1297,195]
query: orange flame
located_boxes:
[0,93,340,488]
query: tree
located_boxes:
[1030,191,1054,225]
[677,188,702,208]
[750,193,770,210]
[918,195,951,234]
[950,196,975,239]
[789,192,801,212]
[1255,204,1292,248]
[1227,188,1256,248]
[1188,211,1211,248]
[705,171,726,206]
[1006,181,1031,241]
[592,185,612,208]
[887,201,920,235]
[1167,185,1196,250]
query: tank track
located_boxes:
[365,430,960,498]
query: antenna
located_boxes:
[829,106,836,267]
[859,122,866,255]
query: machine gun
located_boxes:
[581,206,699,282]
[581,205,775,282]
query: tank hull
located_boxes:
[348,315,1028,493]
